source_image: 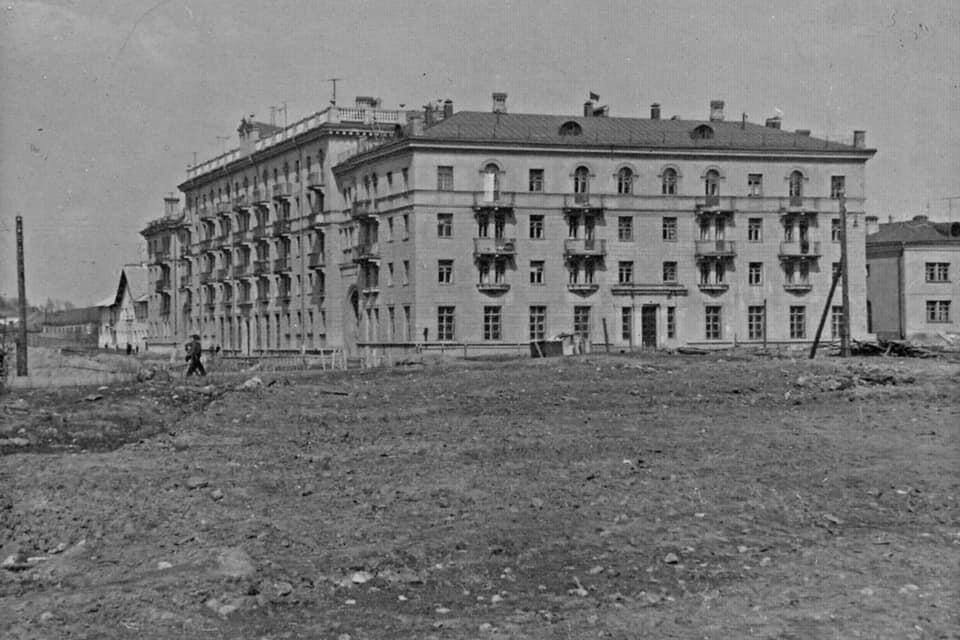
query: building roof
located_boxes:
[867,217,960,245]
[415,111,870,153]
[122,265,150,300]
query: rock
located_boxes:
[823,513,843,525]
[171,435,191,451]
[664,552,680,564]
[214,547,256,578]
[137,368,156,382]
[211,488,224,501]
[0,437,29,447]
[300,484,314,497]
[200,385,216,396]
[587,565,604,575]
[157,561,173,570]
[490,594,503,604]
[186,476,208,490]
[567,577,589,597]
[237,376,263,391]
[83,394,103,402]
[2,551,29,571]
[479,622,493,632]
[351,570,373,584]
[275,581,293,596]
[435,607,450,614]
[39,611,55,624]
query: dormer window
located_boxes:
[559,121,583,136]
[691,124,714,140]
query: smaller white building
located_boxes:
[98,265,150,351]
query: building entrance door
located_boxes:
[641,305,657,347]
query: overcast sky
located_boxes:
[1,0,958,305]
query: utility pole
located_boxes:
[839,193,851,357]
[16,216,28,376]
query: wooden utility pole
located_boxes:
[16,216,28,376]
[809,266,841,359]
[839,194,851,357]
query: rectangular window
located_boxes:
[662,261,678,283]
[386,217,394,242]
[529,306,546,341]
[483,306,502,340]
[926,300,951,323]
[573,306,591,339]
[830,305,844,338]
[925,262,949,282]
[437,213,453,237]
[529,214,544,239]
[437,166,453,191]
[617,216,633,241]
[529,260,544,285]
[387,262,394,287]
[437,306,455,340]
[666,307,676,339]
[748,305,765,340]
[528,169,544,192]
[618,261,634,284]
[831,219,842,242]
[748,218,762,242]
[831,175,846,199]
[402,214,410,240]
[748,174,763,197]
[438,259,453,284]
[621,307,632,341]
[402,260,410,285]
[705,306,722,340]
[749,262,762,286]
[789,306,806,339]
[662,217,677,241]
[387,306,396,341]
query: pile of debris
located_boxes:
[846,339,937,358]
[794,367,916,392]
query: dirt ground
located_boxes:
[1,352,958,639]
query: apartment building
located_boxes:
[141,98,410,353]
[866,216,960,341]
[332,95,875,351]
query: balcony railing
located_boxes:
[563,193,605,211]
[361,285,380,295]
[308,251,325,268]
[252,225,271,239]
[473,237,517,257]
[472,191,515,210]
[564,238,607,257]
[567,282,600,294]
[198,272,211,284]
[780,196,817,214]
[694,240,737,258]
[253,260,271,275]
[272,183,291,199]
[215,202,232,216]
[697,282,730,293]
[784,282,813,293]
[351,199,375,218]
[272,219,291,236]
[353,242,379,262]
[252,188,269,204]
[232,265,248,278]
[149,249,170,265]
[779,240,821,258]
[273,257,291,273]
[233,194,250,210]
[476,282,510,293]
[307,171,325,191]
[198,206,215,220]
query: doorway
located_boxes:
[641,305,657,347]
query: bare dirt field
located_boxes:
[1,352,958,639]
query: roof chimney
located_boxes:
[408,113,424,136]
[442,99,453,119]
[492,92,507,113]
[709,100,725,122]
[765,116,782,129]
[865,215,879,236]
[853,130,866,149]
[583,101,593,117]
[163,195,180,218]
[796,129,811,137]
[650,103,661,120]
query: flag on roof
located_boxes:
[589,91,600,101]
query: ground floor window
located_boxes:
[483,306,502,340]
[926,300,951,323]
[437,306,455,340]
[790,306,806,339]
[666,307,676,339]
[621,307,632,341]
[529,306,546,341]
[830,305,844,338]
[748,305,765,340]
[705,306,721,340]
[574,306,591,340]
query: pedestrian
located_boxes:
[185,334,206,377]
[126,342,132,356]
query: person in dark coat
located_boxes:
[185,334,206,377]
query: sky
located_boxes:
[1,0,958,305]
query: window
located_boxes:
[438,260,453,284]
[483,163,500,200]
[831,306,844,338]
[749,262,762,286]
[437,213,453,237]
[529,215,544,239]
[404,305,412,341]
[789,306,806,339]
[559,121,583,136]
[621,307,632,340]
[387,217,394,242]
[926,300,951,323]
[617,167,634,194]
[529,260,545,285]
[705,306,722,340]
[666,307,676,339]
[437,306,455,340]
[402,214,410,240]
[831,176,846,199]
[662,168,678,195]
[573,306,591,339]
[831,219,841,242]
[387,262,394,287]
[662,261,677,283]
[401,168,409,189]
[387,306,396,340]
[662,217,678,241]
[618,261,634,284]
[437,166,454,191]
[748,305,765,340]
[925,263,949,282]
[529,169,544,192]
[748,174,763,197]
[704,169,720,196]
[483,306,502,340]
[529,306,547,341]
[748,218,762,242]
[402,260,410,285]
[573,166,590,195]
[618,216,633,241]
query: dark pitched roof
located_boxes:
[417,111,868,153]
[867,218,960,245]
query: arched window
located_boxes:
[483,163,500,200]
[573,166,590,195]
[262,169,268,185]
[662,168,678,195]
[705,169,720,196]
[283,162,289,181]
[691,124,715,140]
[559,121,583,136]
[617,167,634,195]
[273,167,278,184]
[789,171,804,198]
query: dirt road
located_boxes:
[2,353,958,639]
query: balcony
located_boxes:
[252,188,270,205]
[307,171,325,191]
[272,219,291,236]
[696,194,722,210]
[272,182,291,200]
[476,282,510,293]
[253,260,271,276]
[214,268,228,281]
[780,196,818,215]
[154,278,171,293]
[273,257,291,273]
[564,238,606,257]
[308,251,325,268]
[563,193,605,213]
[179,274,192,289]
[232,265,248,279]
[215,202,232,216]
[252,225,271,239]
[198,272,211,284]
[697,282,730,294]
[611,283,689,296]
[784,282,813,293]
[310,288,325,304]
[308,212,324,228]
[472,191,515,211]
[351,199,375,219]
[238,294,254,308]
[232,194,250,210]
[149,249,170,265]
[232,230,252,245]
[567,282,600,294]
[361,285,380,296]
[353,242,380,262]
[779,240,821,259]
[694,240,736,258]
[198,206,216,220]
[473,237,517,258]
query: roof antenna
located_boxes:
[327,78,342,105]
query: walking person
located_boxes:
[185,334,206,377]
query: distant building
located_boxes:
[866,216,960,341]
[97,265,150,351]
[39,307,100,345]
